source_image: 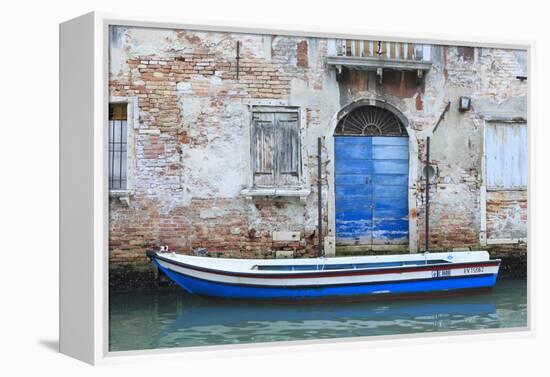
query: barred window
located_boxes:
[251,110,301,187]
[109,103,128,190]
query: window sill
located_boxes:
[109,190,131,205]
[486,238,527,245]
[486,187,527,192]
[241,187,311,201]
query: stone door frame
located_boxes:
[324,98,419,254]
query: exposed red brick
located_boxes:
[378,70,423,98]
[457,46,475,61]
[416,94,423,111]
[296,40,308,67]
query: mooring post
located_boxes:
[425,136,430,253]
[318,137,323,257]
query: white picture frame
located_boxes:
[59,11,534,365]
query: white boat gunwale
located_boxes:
[147,250,501,278]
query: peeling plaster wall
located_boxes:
[332,44,527,251]
[108,26,527,265]
[486,190,527,240]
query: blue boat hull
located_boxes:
[153,259,498,301]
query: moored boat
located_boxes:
[147,250,500,301]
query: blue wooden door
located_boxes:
[335,136,409,247]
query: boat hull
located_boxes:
[149,251,500,301]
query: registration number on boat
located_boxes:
[432,269,451,278]
[464,267,484,274]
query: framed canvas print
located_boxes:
[60,12,531,365]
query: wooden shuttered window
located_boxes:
[252,112,276,186]
[485,122,527,189]
[252,111,300,187]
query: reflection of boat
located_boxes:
[147,250,500,301]
[166,295,497,329]
[151,294,498,348]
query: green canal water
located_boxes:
[109,278,527,352]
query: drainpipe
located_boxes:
[318,137,323,257]
[425,102,450,253]
[425,136,430,253]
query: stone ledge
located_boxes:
[109,190,131,206]
[486,238,527,245]
[241,187,311,200]
[327,55,432,71]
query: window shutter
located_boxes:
[275,112,300,186]
[486,122,527,189]
[252,113,276,186]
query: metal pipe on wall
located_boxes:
[425,136,430,253]
[318,137,323,257]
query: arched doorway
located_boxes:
[333,105,409,251]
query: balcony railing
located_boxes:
[326,39,432,74]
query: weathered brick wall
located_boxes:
[109,26,527,265]
[109,28,330,264]
[487,190,528,240]
[419,46,527,250]
[414,46,486,250]
[337,45,527,251]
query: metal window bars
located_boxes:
[108,104,128,190]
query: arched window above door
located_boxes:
[334,105,407,136]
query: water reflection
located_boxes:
[109,278,527,351]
